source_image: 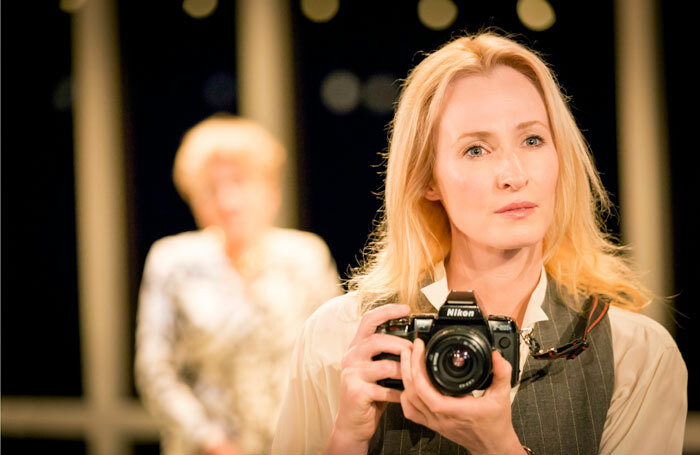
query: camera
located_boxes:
[374,291,519,396]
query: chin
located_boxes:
[485,230,545,251]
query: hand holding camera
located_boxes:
[324,303,413,455]
[381,290,524,454]
[399,337,525,454]
[327,293,524,455]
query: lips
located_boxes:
[495,201,537,214]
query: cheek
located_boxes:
[544,153,560,200]
[438,166,491,217]
[191,199,215,226]
[247,186,278,224]
[531,150,559,203]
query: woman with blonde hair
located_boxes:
[135,115,340,455]
[272,32,686,454]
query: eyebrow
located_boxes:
[454,120,549,142]
[516,120,548,130]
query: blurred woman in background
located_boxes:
[136,115,340,455]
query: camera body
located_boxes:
[375,291,519,396]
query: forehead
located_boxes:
[438,65,549,135]
[201,153,262,181]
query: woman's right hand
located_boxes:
[324,304,413,454]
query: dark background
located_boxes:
[2,1,696,452]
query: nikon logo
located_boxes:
[446,308,475,317]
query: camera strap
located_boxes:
[520,295,610,360]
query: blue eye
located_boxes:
[465,145,487,157]
[524,136,543,147]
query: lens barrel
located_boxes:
[425,326,492,395]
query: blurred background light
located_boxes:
[203,71,236,109]
[516,0,556,32]
[417,0,458,31]
[362,73,397,115]
[321,70,360,114]
[59,0,87,13]
[301,0,340,23]
[183,0,218,19]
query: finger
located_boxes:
[360,359,403,383]
[350,304,411,346]
[411,338,435,394]
[399,348,429,424]
[484,350,514,398]
[400,348,415,390]
[367,383,403,403]
[349,333,414,361]
[400,389,428,426]
[410,338,458,412]
[400,347,433,419]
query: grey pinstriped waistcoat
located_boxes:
[368,278,615,454]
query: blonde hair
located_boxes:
[349,31,650,313]
[173,115,286,204]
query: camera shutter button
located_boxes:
[498,337,511,349]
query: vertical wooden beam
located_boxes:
[71,0,127,453]
[236,0,298,228]
[614,0,672,330]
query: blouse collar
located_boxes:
[419,262,549,330]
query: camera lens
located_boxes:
[439,346,472,379]
[425,326,492,396]
[448,348,469,369]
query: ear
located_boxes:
[424,183,441,201]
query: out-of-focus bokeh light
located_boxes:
[59,0,87,13]
[203,72,236,109]
[417,0,458,31]
[517,0,556,31]
[53,77,73,112]
[321,70,361,114]
[183,0,218,19]
[301,0,340,23]
[362,74,397,115]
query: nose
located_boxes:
[496,151,528,191]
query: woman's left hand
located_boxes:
[399,339,525,455]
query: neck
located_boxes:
[445,235,543,326]
[204,225,261,273]
[227,231,272,277]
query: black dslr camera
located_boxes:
[375,291,519,396]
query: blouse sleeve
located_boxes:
[271,318,336,455]
[272,292,360,455]
[297,232,343,313]
[599,307,688,454]
[134,240,228,448]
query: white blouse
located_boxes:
[135,227,341,455]
[272,267,687,454]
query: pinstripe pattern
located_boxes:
[367,278,614,454]
[545,367,565,452]
[512,278,614,454]
[539,295,581,454]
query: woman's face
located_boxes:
[426,65,559,252]
[193,155,279,247]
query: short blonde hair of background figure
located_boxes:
[173,115,286,206]
[349,31,650,314]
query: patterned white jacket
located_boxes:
[135,227,341,455]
